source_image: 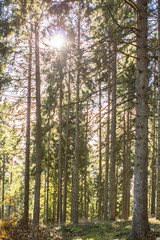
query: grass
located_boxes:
[60,218,160,240]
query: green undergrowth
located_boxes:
[60,218,160,240]
[0,218,160,240]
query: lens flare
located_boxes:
[50,33,66,49]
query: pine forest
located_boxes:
[1,0,160,239]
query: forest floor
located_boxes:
[49,218,160,240]
[1,218,160,239]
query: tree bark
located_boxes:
[156,0,160,220]
[2,154,5,220]
[72,0,81,224]
[33,22,42,226]
[98,79,102,219]
[126,111,131,218]
[129,0,150,238]
[104,88,110,220]
[24,24,32,224]
[46,119,50,224]
[122,110,128,220]
[151,74,156,216]
[84,101,89,220]
[104,45,111,220]
[62,64,71,223]
[57,56,64,224]
[109,42,117,220]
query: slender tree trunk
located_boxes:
[122,110,128,220]
[46,120,50,224]
[126,110,131,218]
[44,170,46,223]
[62,65,71,223]
[104,46,111,220]
[24,24,32,224]
[104,89,110,220]
[129,0,150,237]
[8,158,13,217]
[46,164,50,223]
[0,163,1,219]
[84,101,88,220]
[109,42,117,220]
[2,155,5,220]
[52,181,57,224]
[151,75,156,216]
[57,56,64,224]
[156,0,160,220]
[98,79,102,219]
[33,22,42,225]
[72,0,81,224]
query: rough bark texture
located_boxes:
[129,0,150,238]
[33,22,42,226]
[24,25,32,224]
[157,0,160,220]
[109,42,117,220]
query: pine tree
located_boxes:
[129,0,150,237]
[33,22,42,226]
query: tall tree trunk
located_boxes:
[2,154,5,220]
[122,110,128,220]
[109,42,117,220]
[57,56,64,224]
[72,0,81,224]
[46,118,50,224]
[104,43,111,220]
[24,24,32,224]
[104,45,111,220]
[84,101,88,220]
[129,0,150,238]
[104,88,110,220]
[62,65,71,223]
[151,74,156,216]
[52,180,57,224]
[33,22,42,225]
[98,79,102,219]
[44,170,46,223]
[156,0,160,220]
[8,158,13,217]
[126,110,131,218]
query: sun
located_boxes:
[49,33,66,50]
